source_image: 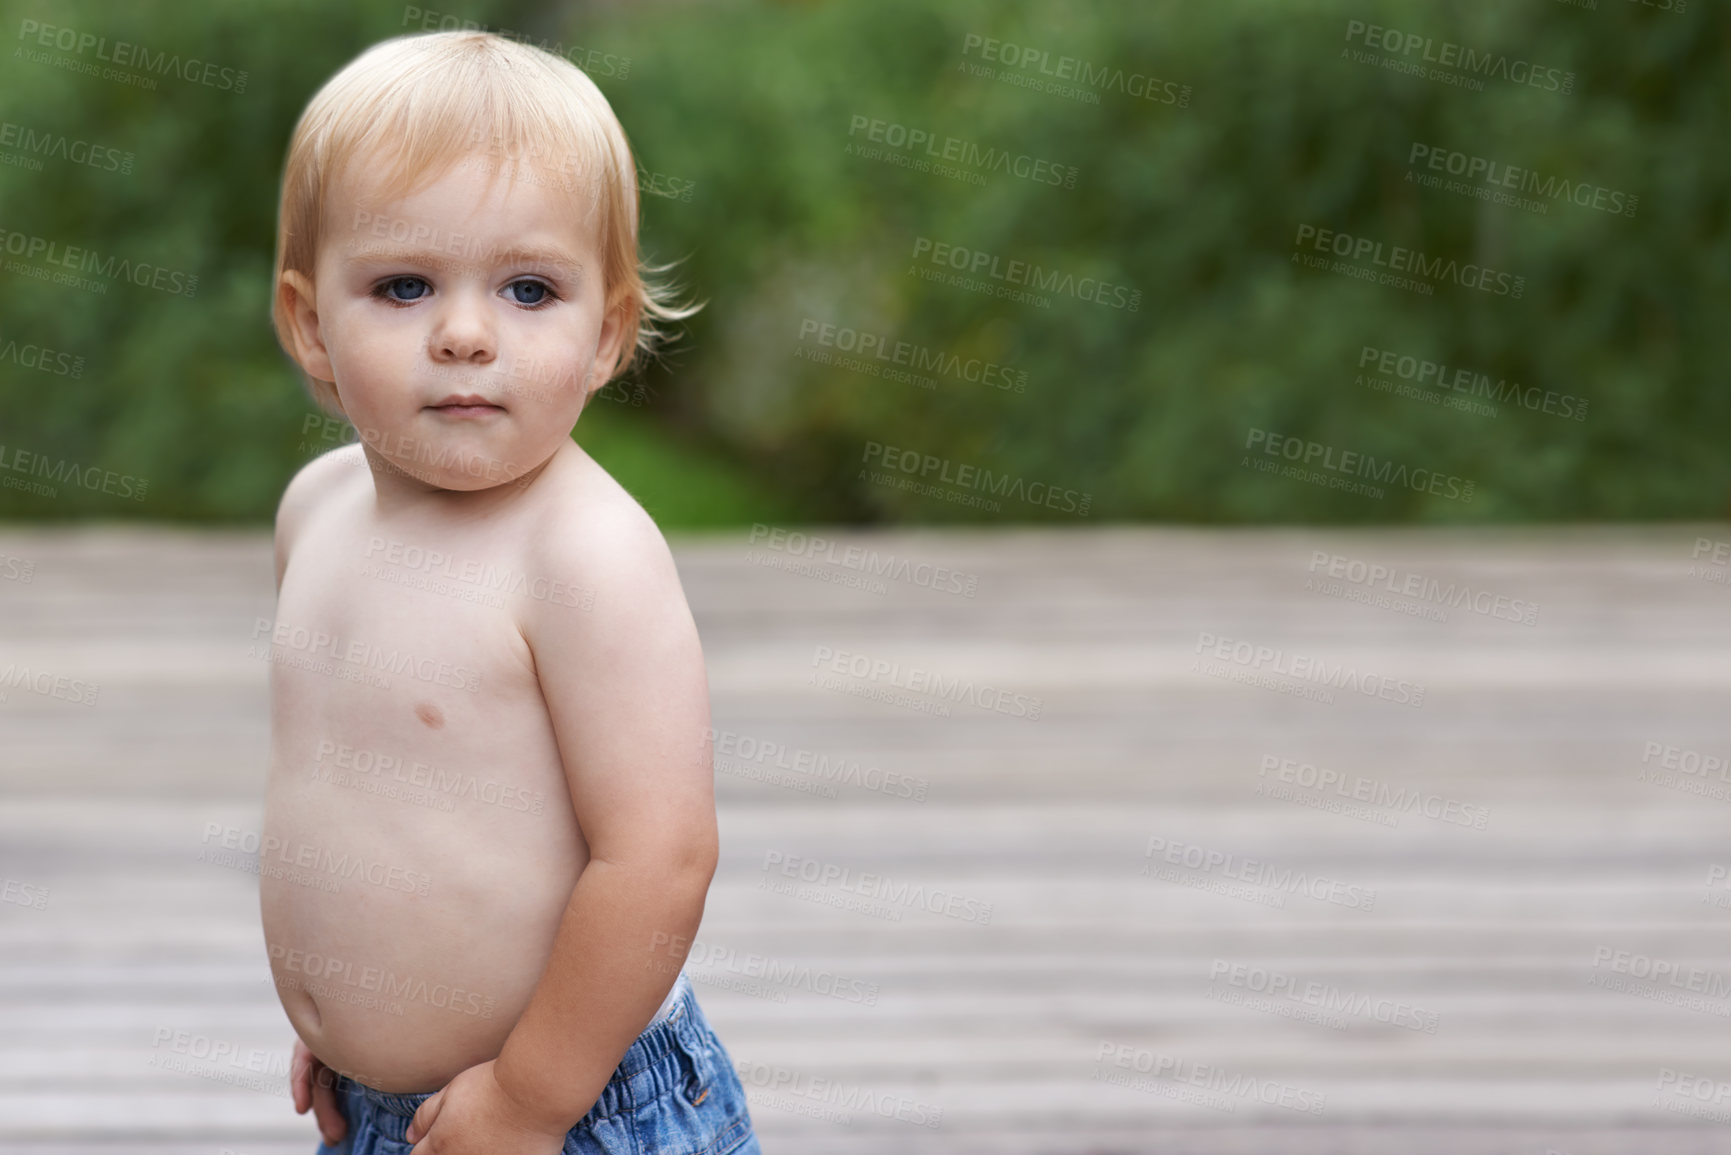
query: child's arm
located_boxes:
[406,501,719,1152]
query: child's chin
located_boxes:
[374,451,526,492]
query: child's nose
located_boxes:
[430,294,496,363]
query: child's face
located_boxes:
[289,154,625,492]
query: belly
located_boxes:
[261,708,585,1091]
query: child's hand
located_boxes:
[290,1038,347,1146]
[405,1059,571,1155]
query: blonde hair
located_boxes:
[271,30,695,413]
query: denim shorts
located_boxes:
[313,972,759,1155]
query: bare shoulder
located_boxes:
[520,443,693,642]
[273,443,365,589]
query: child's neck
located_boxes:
[361,440,562,518]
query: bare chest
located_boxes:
[265,517,573,829]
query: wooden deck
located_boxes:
[3,524,1730,1154]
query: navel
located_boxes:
[414,702,445,729]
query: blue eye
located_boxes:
[506,279,553,306]
[376,276,429,302]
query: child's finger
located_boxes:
[404,1088,444,1145]
[290,1042,312,1113]
[310,1060,348,1144]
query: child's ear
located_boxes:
[589,301,632,393]
[279,270,336,384]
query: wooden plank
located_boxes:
[3,525,1731,1153]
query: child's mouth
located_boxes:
[426,393,504,418]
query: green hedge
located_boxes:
[0,0,1723,524]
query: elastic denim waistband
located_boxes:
[337,969,693,1121]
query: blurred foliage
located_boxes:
[0,0,1724,524]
